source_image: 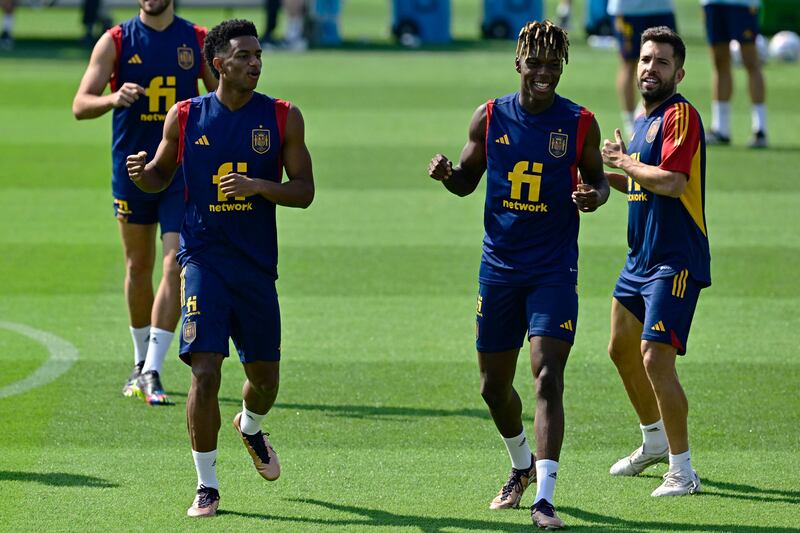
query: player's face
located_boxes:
[516,49,563,101]
[138,0,171,16]
[219,36,262,91]
[637,40,685,104]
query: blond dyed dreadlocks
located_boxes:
[515,20,569,64]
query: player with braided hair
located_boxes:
[428,19,608,530]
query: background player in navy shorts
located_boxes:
[126,19,314,516]
[428,20,608,530]
[607,0,676,139]
[701,0,768,148]
[73,0,218,405]
[602,26,710,498]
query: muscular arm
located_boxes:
[72,32,145,120]
[126,104,180,192]
[428,104,487,197]
[572,117,609,212]
[218,104,315,208]
[602,128,687,198]
[605,172,628,193]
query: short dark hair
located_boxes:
[640,26,686,69]
[204,19,259,79]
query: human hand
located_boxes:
[572,183,601,212]
[602,128,628,169]
[126,151,148,181]
[219,173,259,198]
[111,82,145,108]
[428,154,453,181]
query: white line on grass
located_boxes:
[0,321,79,399]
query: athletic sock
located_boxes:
[285,16,303,42]
[502,430,533,470]
[192,449,218,489]
[239,402,267,436]
[751,104,767,134]
[622,111,635,140]
[640,420,668,454]
[141,327,174,374]
[712,101,731,137]
[3,14,12,35]
[129,325,150,366]
[668,450,692,474]
[533,459,559,505]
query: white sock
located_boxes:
[668,450,692,474]
[533,459,559,504]
[129,325,150,366]
[192,449,218,489]
[141,327,174,374]
[3,14,12,34]
[501,430,533,470]
[286,16,303,41]
[640,420,668,453]
[751,104,767,134]
[622,111,635,141]
[712,101,731,136]
[239,402,267,435]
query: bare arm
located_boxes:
[427,104,487,197]
[602,128,687,198]
[572,117,609,212]
[218,104,314,208]
[72,32,146,120]
[605,172,628,193]
[126,104,180,192]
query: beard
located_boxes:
[639,75,677,104]
[140,0,171,16]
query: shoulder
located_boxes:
[493,92,517,108]
[663,96,702,126]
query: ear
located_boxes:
[514,57,521,73]
[675,66,685,84]
[212,56,224,76]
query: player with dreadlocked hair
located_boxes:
[428,19,608,531]
[515,19,570,65]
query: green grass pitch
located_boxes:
[1,0,799,530]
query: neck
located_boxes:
[215,84,255,111]
[519,91,555,115]
[643,91,676,116]
[139,8,174,31]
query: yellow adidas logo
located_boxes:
[194,135,210,146]
[651,321,666,332]
[495,134,510,145]
[559,320,574,332]
[128,54,143,64]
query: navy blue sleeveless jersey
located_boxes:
[480,93,594,286]
[175,92,290,278]
[624,93,711,286]
[109,16,206,200]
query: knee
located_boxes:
[161,253,181,280]
[608,337,634,368]
[641,344,672,384]
[535,365,563,401]
[192,362,221,393]
[126,255,153,280]
[249,370,279,396]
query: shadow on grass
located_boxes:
[219,497,531,532]
[559,506,797,532]
[0,470,116,488]
[700,477,800,504]
[168,393,488,420]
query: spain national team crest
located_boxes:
[182,321,196,343]
[646,117,662,144]
[549,132,568,158]
[252,129,271,154]
[177,45,195,70]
